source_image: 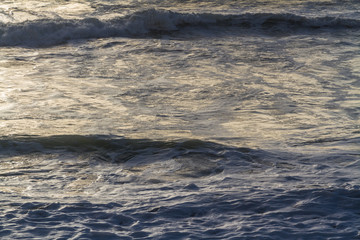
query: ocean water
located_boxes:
[0,0,359,239]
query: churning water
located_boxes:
[0,0,359,239]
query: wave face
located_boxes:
[1,9,359,47]
[0,134,255,164]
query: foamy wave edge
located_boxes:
[0,9,359,47]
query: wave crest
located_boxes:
[0,135,259,178]
[1,9,359,47]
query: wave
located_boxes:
[0,134,253,160]
[1,9,359,47]
[0,135,265,178]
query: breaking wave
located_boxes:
[1,9,359,47]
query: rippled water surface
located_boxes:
[0,0,359,239]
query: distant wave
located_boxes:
[1,9,359,47]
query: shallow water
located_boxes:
[0,0,359,239]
